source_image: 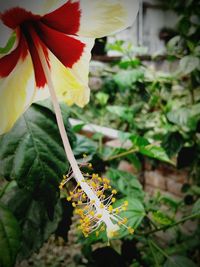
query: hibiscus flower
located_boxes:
[0,0,139,238]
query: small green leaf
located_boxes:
[73,135,97,157]
[0,203,21,267]
[164,255,198,267]
[129,134,149,147]
[72,123,85,133]
[107,105,131,121]
[192,199,200,216]
[152,210,174,225]
[107,168,144,199]
[0,33,16,54]
[139,146,172,164]
[96,92,109,106]
[180,55,200,74]
[162,132,184,157]
[114,69,144,89]
[167,103,200,130]
[114,197,145,238]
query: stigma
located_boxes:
[59,159,134,239]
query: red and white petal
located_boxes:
[42,0,80,35]
[77,0,139,38]
[0,52,35,135]
[34,37,94,107]
[36,22,85,68]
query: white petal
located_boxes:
[0,53,35,135]
[78,0,139,38]
[34,37,94,107]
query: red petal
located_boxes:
[36,22,85,68]
[26,25,49,88]
[41,0,80,35]
[0,32,28,77]
[1,7,40,29]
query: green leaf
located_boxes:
[73,135,97,157]
[107,105,131,122]
[114,69,144,89]
[129,134,149,147]
[192,199,200,216]
[96,92,109,106]
[0,203,21,267]
[129,134,172,163]
[113,197,145,238]
[127,154,142,171]
[139,146,172,164]
[152,211,174,225]
[1,182,62,260]
[164,255,198,267]
[72,123,85,133]
[0,102,72,217]
[0,33,16,54]
[106,168,144,199]
[180,55,200,74]
[167,103,200,130]
[162,132,184,157]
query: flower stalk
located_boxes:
[37,46,133,238]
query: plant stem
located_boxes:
[0,182,10,199]
[148,239,160,267]
[37,47,118,233]
[141,212,199,236]
[105,147,139,161]
[105,142,159,162]
[150,240,171,261]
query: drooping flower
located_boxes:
[0,0,139,134]
[0,0,139,238]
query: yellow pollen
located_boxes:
[100,226,105,231]
[112,198,116,203]
[123,218,128,224]
[96,231,99,237]
[92,173,98,179]
[124,201,129,206]
[115,208,119,214]
[59,184,63,190]
[103,178,110,184]
[112,189,117,194]
[128,227,134,234]
[89,211,95,216]
[88,163,92,168]
[108,205,113,212]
